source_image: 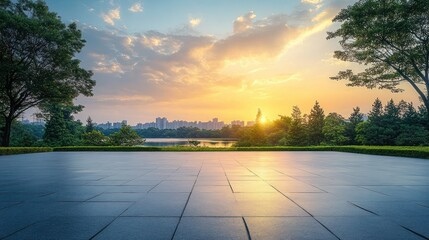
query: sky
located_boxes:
[38,0,420,124]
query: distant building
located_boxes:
[100,117,230,130]
[97,121,112,129]
[156,117,168,129]
[231,120,245,127]
[246,121,255,127]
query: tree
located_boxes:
[0,0,95,146]
[10,120,38,146]
[286,106,308,146]
[42,104,84,146]
[356,99,403,145]
[356,99,387,145]
[307,101,325,145]
[255,108,263,125]
[368,98,383,121]
[86,116,95,133]
[43,107,72,146]
[109,124,145,146]
[322,113,349,145]
[396,102,429,146]
[345,107,364,144]
[395,124,429,146]
[82,130,108,146]
[328,0,429,115]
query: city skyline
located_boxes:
[20,114,255,130]
[36,0,420,124]
[75,117,251,130]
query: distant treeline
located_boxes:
[5,98,429,147]
[236,99,429,147]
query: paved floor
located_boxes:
[0,152,428,240]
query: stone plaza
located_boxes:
[0,151,428,239]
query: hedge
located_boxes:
[0,147,53,155]
[2,146,428,159]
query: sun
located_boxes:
[260,116,267,124]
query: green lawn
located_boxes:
[1,146,429,159]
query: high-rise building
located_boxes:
[155,117,168,129]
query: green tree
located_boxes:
[86,116,95,133]
[396,103,429,146]
[267,115,291,145]
[82,130,108,146]
[109,124,145,146]
[345,107,364,144]
[369,98,383,121]
[356,99,402,145]
[0,0,95,146]
[10,121,38,146]
[286,106,308,146]
[395,125,429,146]
[42,104,84,146]
[307,101,325,145]
[43,107,72,146]
[356,99,386,145]
[328,0,429,115]
[322,113,349,145]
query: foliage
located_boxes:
[395,125,429,146]
[322,113,349,145]
[235,125,266,146]
[307,101,325,145]
[345,107,364,144]
[109,124,145,146]
[10,121,39,146]
[0,0,95,146]
[85,116,95,133]
[42,104,84,146]
[0,147,52,155]
[235,99,429,147]
[285,106,308,146]
[354,98,428,146]
[81,130,108,146]
[328,0,429,114]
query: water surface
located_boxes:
[142,138,237,147]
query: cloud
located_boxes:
[101,8,120,26]
[129,3,143,13]
[79,3,340,110]
[233,11,256,33]
[211,15,300,61]
[301,0,323,4]
[189,18,201,27]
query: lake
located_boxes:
[142,138,237,148]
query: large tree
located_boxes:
[327,0,429,114]
[0,0,95,146]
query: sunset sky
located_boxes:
[42,0,419,124]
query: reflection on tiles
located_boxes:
[0,151,428,239]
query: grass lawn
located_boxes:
[1,146,429,159]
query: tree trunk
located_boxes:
[1,117,12,147]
